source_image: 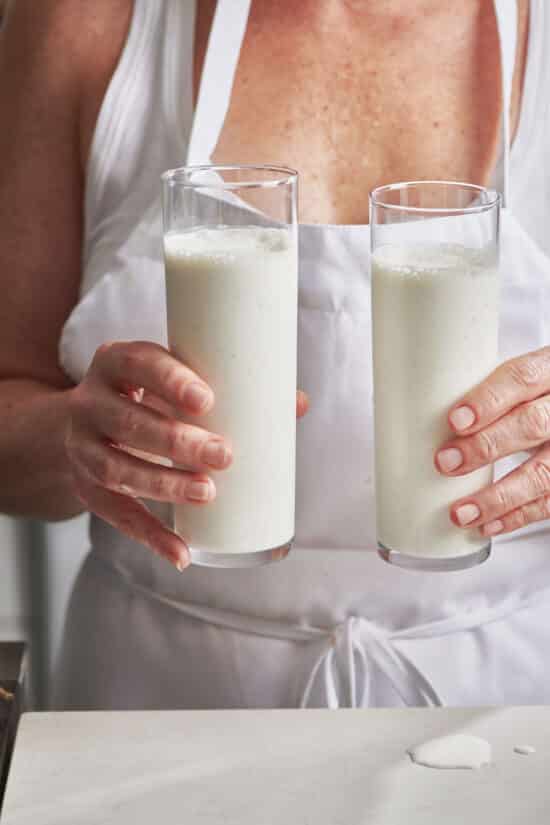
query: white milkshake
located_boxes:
[371,242,499,561]
[163,226,298,563]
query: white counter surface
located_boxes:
[1,706,549,824]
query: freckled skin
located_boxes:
[192,0,528,225]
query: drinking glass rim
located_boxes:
[161,164,298,190]
[370,180,500,214]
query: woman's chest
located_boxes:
[196,0,527,225]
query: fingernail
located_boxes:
[437,447,463,473]
[455,502,481,526]
[160,538,189,571]
[175,555,188,572]
[482,519,503,536]
[183,382,213,414]
[201,439,231,469]
[450,405,476,431]
[186,479,215,502]
[173,541,190,571]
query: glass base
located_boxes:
[378,541,491,572]
[189,538,293,569]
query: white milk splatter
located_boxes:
[408,734,492,770]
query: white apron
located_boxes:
[54,0,550,710]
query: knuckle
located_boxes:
[507,355,544,389]
[192,435,208,464]
[511,506,528,529]
[538,347,550,374]
[472,429,500,464]
[68,386,90,423]
[115,406,141,441]
[481,383,505,414]
[528,459,550,497]
[92,451,120,489]
[160,363,186,398]
[493,483,513,513]
[95,341,115,360]
[65,434,88,472]
[149,471,173,500]
[92,341,122,372]
[519,401,550,441]
[165,421,184,459]
[120,347,146,376]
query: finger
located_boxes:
[479,494,550,538]
[450,448,550,528]
[448,347,550,435]
[139,390,176,417]
[73,474,189,570]
[297,390,309,418]
[89,388,232,471]
[436,394,550,475]
[92,341,214,416]
[73,438,217,504]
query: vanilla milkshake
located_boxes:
[163,226,298,566]
[372,242,499,564]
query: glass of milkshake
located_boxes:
[161,165,298,567]
[370,181,500,571]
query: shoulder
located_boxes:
[0,0,135,388]
[1,0,134,170]
[1,0,132,74]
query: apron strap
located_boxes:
[493,0,518,209]
[186,0,252,165]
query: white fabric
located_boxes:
[494,0,517,208]
[186,0,251,165]
[72,554,550,710]
[55,0,550,711]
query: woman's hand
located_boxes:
[65,341,308,571]
[435,347,550,538]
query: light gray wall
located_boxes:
[43,516,90,705]
[0,516,31,642]
[0,513,89,708]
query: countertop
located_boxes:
[2,705,550,824]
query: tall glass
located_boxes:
[370,181,500,571]
[161,165,298,567]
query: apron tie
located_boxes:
[103,556,550,709]
[299,616,443,709]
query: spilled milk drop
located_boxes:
[408,734,492,770]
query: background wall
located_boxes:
[0,518,31,643]
[42,518,89,707]
[0,516,89,709]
